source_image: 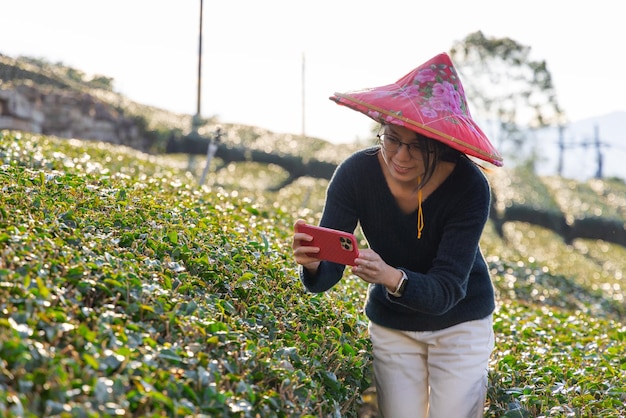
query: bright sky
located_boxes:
[2,0,625,144]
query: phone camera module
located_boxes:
[339,237,353,251]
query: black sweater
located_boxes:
[300,147,495,331]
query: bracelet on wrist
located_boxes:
[388,269,408,297]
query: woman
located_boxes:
[292,52,503,418]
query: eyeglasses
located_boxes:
[377,133,430,159]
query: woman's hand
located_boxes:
[292,219,321,274]
[352,249,403,292]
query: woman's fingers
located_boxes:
[352,249,388,283]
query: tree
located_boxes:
[449,31,565,166]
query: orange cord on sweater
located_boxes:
[417,178,424,239]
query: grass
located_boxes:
[1,130,625,417]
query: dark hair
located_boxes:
[416,133,462,189]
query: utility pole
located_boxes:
[301,52,306,138]
[194,0,203,132]
[594,124,603,179]
[187,0,204,173]
[195,0,221,187]
[557,125,565,176]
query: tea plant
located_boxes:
[1,130,625,417]
[0,132,371,417]
[542,176,623,225]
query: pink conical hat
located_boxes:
[330,52,503,166]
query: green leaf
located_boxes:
[36,277,50,298]
[140,304,155,313]
[83,353,99,369]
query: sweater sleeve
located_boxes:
[299,155,360,293]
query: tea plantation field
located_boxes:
[1,131,625,417]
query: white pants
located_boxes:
[369,315,494,418]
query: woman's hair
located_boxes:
[416,132,462,189]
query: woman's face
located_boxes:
[379,124,428,184]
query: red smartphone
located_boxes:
[296,223,359,266]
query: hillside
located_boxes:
[0,53,355,161]
[1,131,626,417]
[2,55,626,416]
